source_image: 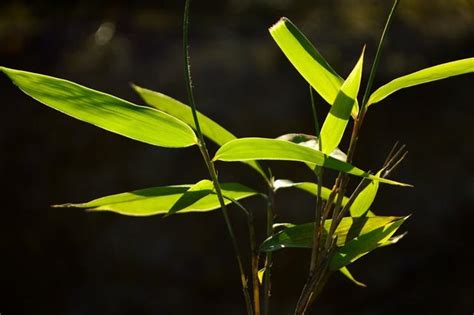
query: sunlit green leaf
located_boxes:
[269,17,359,118]
[132,84,268,178]
[339,267,367,287]
[350,170,382,217]
[214,138,411,186]
[260,216,402,252]
[0,67,197,148]
[320,49,364,154]
[167,179,214,215]
[368,58,474,106]
[55,182,258,216]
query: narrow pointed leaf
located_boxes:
[55,182,257,216]
[1,67,197,148]
[260,216,402,252]
[339,267,367,287]
[269,17,359,117]
[132,84,267,178]
[214,138,411,186]
[350,170,382,217]
[368,58,474,106]
[320,49,364,154]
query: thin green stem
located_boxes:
[263,181,275,315]
[361,0,400,110]
[183,1,253,313]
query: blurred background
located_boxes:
[0,0,473,314]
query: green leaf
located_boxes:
[368,58,474,106]
[132,84,268,179]
[339,267,367,287]
[55,182,258,216]
[320,49,364,154]
[269,17,359,118]
[260,216,402,252]
[330,216,408,269]
[350,170,382,217]
[1,67,197,148]
[167,179,214,215]
[214,138,411,186]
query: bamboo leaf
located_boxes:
[132,84,268,179]
[260,216,402,252]
[167,179,214,215]
[350,170,382,217]
[1,67,197,148]
[320,49,364,154]
[368,58,474,106]
[214,138,411,186]
[339,267,367,287]
[330,216,408,269]
[55,182,257,216]
[269,17,359,118]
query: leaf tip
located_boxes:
[269,17,289,32]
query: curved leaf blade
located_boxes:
[1,67,197,148]
[214,138,411,186]
[320,49,364,154]
[269,17,359,117]
[55,182,258,216]
[368,58,474,106]
[132,84,268,179]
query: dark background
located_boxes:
[1,1,473,314]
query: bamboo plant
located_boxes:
[2,0,473,314]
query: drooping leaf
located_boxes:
[269,17,359,118]
[368,58,474,106]
[350,170,382,217]
[339,267,367,287]
[320,49,364,154]
[214,138,411,186]
[0,67,197,148]
[260,216,402,252]
[55,182,258,216]
[132,84,268,179]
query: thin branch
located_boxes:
[263,181,275,315]
[183,1,253,313]
[361,0,400,109]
